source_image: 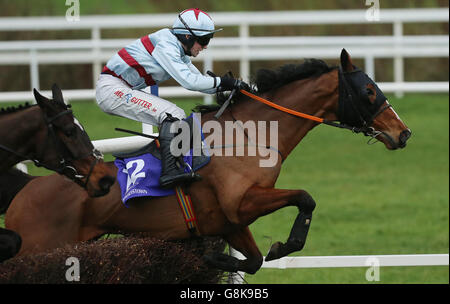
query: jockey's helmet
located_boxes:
[172,8,222,47]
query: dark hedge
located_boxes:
[0,235,227,284]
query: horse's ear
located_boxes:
[340,48,355,72]
[33,88,51,109]
[51,83,65,105]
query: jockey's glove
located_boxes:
[219,77,248,91]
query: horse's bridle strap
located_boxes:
[240,89,383,136]
[45,109,73,124]
[0,143,33,163]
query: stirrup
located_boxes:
[178,158,202,182]
[159,171,201,189]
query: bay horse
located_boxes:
[0,84,116,262]
[5,50,411,274]
[0,84,115,197]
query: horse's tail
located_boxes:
[0,168,35,214]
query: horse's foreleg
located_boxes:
[204,226,263,274]
[237,187,316,261]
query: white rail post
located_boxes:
[239,22,250,82]
[29,48,39,95]
[365,54,375,80]
[393,20,404,98]
[203,54,213,105]
[92,26,102,89]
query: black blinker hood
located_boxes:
[337,66,387,128]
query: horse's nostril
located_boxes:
[403,129,411,140]
[99,176,115,191]
[399,129,411,146]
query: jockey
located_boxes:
[96,8,246,189]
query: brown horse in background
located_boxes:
[0,85,116,262]
[0,84,115,197]
[6,50,411,274]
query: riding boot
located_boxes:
[158,115,199,189]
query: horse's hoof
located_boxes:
[265,241,283,261]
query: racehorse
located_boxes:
[5,50,411,274]
[0,84,115,197]
[0,84,116,262]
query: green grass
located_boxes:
[1,93,448,284]
[244,93,449,284]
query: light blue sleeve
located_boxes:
[151,40,220,92]
[185,61,220,94]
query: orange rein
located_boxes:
[239,89,383,137]
[239,89,324,123]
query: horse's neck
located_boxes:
[235,70,339,159]
[0,106,44,169]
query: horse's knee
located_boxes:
[302,192,316,213]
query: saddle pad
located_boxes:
[115,113,210,207]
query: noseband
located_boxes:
[0,109,103,189]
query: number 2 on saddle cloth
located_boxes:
[114,113,210,232]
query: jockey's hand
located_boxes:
[219,77,248,92]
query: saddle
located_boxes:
[113,114,210,207]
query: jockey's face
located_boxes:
[190,40,207,57]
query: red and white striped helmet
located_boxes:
[172,8,222,37]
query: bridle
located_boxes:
[0,108,103,189]
[217,66,393,145]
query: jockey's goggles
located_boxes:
[195,33,214,46]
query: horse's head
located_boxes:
[33,84,115,197]
[338,49,411,150]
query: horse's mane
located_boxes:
[193,58,336,114]
[0,102,33,116]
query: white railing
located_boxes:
[228,250,449,284]
[0,8,448,104]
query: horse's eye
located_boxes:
[64,128,76,137]
[367,88,374,96]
